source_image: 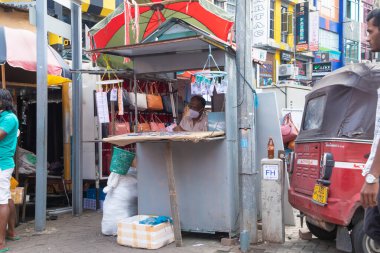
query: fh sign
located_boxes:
[252,0,269,46]
[263,164,279,180]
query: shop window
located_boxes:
[270,0,275,39]
[281,6,289,43]
[345,39,359,63]
[346,0,359,21]
[303,95,327,130]
[319,29,339,51]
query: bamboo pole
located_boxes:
[62,82,71,183]
[1,64,6,89]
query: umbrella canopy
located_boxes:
[89,0,234,50]
[0,26,71,86]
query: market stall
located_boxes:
[0,25,72,221]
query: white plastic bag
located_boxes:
[103,172,120,194]
[101,174,138,235]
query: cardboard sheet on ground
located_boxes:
[103,131,225,146]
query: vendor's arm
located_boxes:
[173,125,185,132]
[361,139,380,208]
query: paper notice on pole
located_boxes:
[263,164,279,180]
[96,92,109,124]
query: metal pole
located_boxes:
[236,0,257,251]
[35,0,48,232]
[134,73,138,132]
[71,1,83,215]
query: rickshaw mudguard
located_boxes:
[289,188,362,227]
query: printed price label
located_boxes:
[110,88,118,101]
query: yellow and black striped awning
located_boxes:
[81,0,121,17]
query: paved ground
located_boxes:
[6,210,342,253]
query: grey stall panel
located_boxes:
[137,140,238,235]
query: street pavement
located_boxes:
[6,211,342,253]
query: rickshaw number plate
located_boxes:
[312,184,328,206]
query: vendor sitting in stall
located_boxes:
[174,95,208,132]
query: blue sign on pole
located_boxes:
[295,2,309,52]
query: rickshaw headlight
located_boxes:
[320,153,335,180]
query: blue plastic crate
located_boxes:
[99,190,106,201]
[86,188,106,200]
[86,188,97,199]
[83,198,96,210]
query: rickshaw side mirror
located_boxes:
[321,153,335,180]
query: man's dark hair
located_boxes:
[191,95,206,108]
[0,89,15,114]
[367,8,380,27]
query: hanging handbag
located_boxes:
[137,115,151,132]
[146,83,164,111]
[126,85,148,111]
[162,94,185,114]
[149,114,166,132]
[281,113,299,145]
[109,116,130,136]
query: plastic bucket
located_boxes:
[109,147,135,175]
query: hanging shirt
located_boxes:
[0,110,19,170]
[179,113,208,132]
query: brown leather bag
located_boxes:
[137,115,151,132]
[146,83,164,111]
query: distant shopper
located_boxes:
[174,95,208,132]
[360,8,380,246]
[0,89,19,252]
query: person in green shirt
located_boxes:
[0,89,19,252]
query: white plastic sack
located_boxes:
[103,172,121,194]
[101,174,138,236]
[17,148,49,174]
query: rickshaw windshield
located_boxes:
[303,95,327,131]
[298,63,380,141]
[300,86,376,140]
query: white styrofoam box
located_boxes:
[117,215,174,249]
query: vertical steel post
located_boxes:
[236,0,257,251]
[134,73,138,132]
[35,0,48,232]
[71,1,83,215]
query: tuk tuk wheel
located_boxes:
[352,220,380,253]
[306,221,337,240]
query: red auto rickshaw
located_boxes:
[288,63,380,252]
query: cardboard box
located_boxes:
[11,187,24,205]
[117,215,174,249]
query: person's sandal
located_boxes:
[6,235,20,241]
[0,247,9,252]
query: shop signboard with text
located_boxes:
[252,0,269,46]
[295,2,309,52]
[308,11,319,52]
[312,62,332,77]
